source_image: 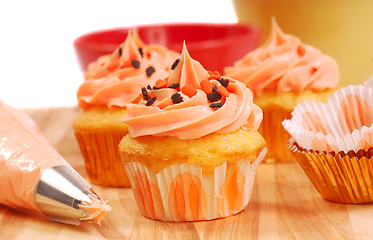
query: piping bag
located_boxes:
[0,100,111,225]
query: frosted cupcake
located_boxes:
[73,30,179,187]
[225,19,339,162]
[283,85,373,203]
[119,43,267,221]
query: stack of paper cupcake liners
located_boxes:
[283,84,373,203]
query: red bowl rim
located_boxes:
[73,22,260,52]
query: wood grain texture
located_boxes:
[0,106,372,239]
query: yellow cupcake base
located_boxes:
[258,105,295,163]
[119,128,266,175]
[123,149,267,222]
[73,106,130,187]
[255,89,335,163]
[118,128,267,221]
[290,144,373,204]
[74,131,130,187]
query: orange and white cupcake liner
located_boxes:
[363,75,373,88]
[123,148,267,222]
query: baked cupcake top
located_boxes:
[77,30,179,109]
[224,19,339,97]
[122,42,263,140]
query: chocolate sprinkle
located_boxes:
[207,91,222,102]
[131,60,140,68]
[209,102,224,108]
[171,59,180,70]
[168,83,180,89]
[146,97,157,106]
[171,93,183,104]
[146,66,155,77]
[141,87,149,100]
[152,86,161,90]
[212,85,218,92]
[217,77,229,88]
[147,85,152,90]
[118,47,122,57]
[138,48,143,58]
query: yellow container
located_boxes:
[232,0,373,87]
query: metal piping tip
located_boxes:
[35,166,111,225]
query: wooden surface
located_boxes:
[1,107,373,240]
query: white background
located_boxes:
[0,0,237,108]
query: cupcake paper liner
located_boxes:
[123,148,267,222]
[259,105,296,162]
[283,85,373,154]
[74,131,130,187]
[289,143,373,203]
[363,75,373,88]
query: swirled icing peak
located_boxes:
[85,29,177,80]
[77,30,179,109]
[122,42,263,140]
[224,19,339,96]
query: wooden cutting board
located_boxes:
[0,106,372,240]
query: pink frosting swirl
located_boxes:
[77,30,179,109]
[122,43,263,140]
[224,19,339,96]
[85,30,178,80]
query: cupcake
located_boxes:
[119,42,267,221]
[283,85,373,203]
[224,19,339,163]
[73,30,179,187]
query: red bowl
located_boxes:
[73,22,260,74]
